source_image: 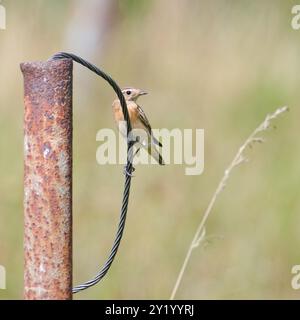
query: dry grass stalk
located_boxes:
[170,106,289,300]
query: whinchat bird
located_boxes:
[112,87,165,165]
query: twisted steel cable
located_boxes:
[50,52,134,294]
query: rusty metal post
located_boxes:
[21,59,73,300]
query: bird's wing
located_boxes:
[137,105,152,133]
[137,105,162,147]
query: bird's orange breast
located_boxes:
[112,100,139,125]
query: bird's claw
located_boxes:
[123,165,136,177]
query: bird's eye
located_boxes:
[126,90,131,95]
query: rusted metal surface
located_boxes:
[21,59,73,300]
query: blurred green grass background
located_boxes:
[0,0,299,299]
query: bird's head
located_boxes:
[122,87,148,102]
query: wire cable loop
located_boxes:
[50,52,134,294]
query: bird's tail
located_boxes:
[147,144,165,166]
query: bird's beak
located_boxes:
[139,90,148,96]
